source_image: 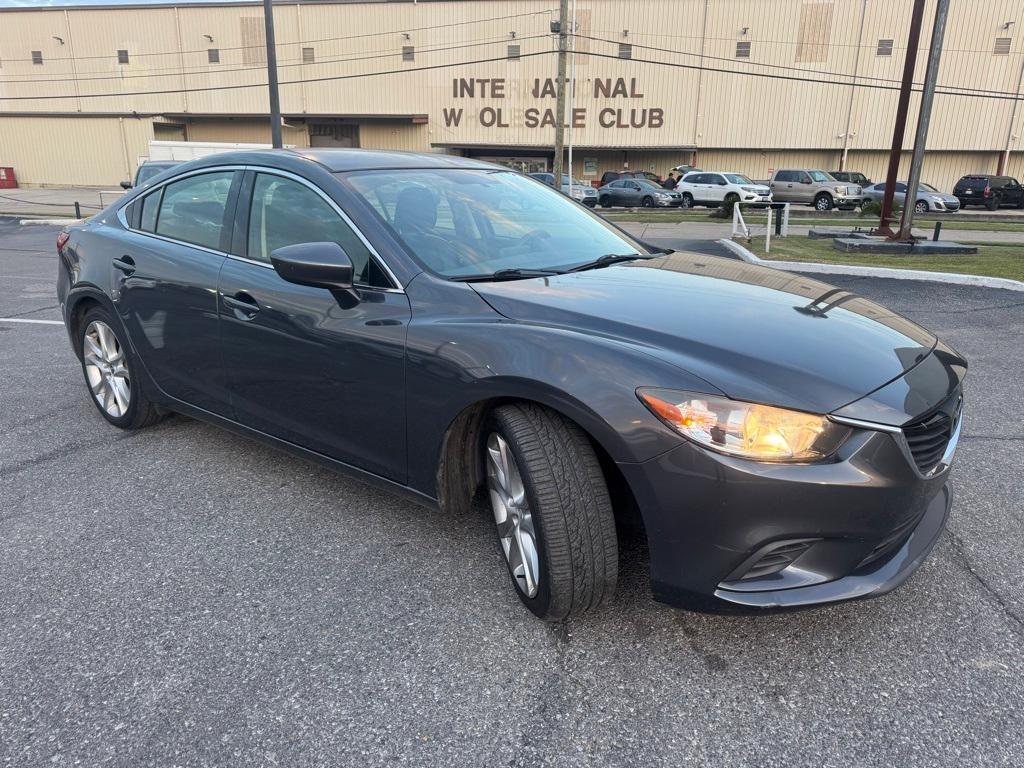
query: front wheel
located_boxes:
[915,200,929,214]
[814,193,834,211]
[985,196,999,211]
[483,404,618,620]
[599,196,612,208]
[724,193,740,207]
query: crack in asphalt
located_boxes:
[943,529,1024,637]
[0,430,142,480]
[1,304,61,320]
[914,300,1024,315]
[962,434,1024,442]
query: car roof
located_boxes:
[178,148,502,173]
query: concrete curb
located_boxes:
[18,218,83,226]
[717,238,1024,293]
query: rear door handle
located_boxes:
[112,256,135,275]
[222,292,260,318]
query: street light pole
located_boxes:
[896,0,950,240]
[263,0,283,149]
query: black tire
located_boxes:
[599,196,611,208]
[814,193,834,211]
[985,196,999,211]
[77,305,163,430]
[724,193,740,207]
[915,200,929,214]
[641,196,654,208]
[681,192,694,209]
[483,403,618,620]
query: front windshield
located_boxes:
[724,174,753,184]
[344,169,645,278]
[809,170,834,182]
[921,183,938,192]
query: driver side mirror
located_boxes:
[120,180,133,190]
[270,241,359,307]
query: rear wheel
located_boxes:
[814,193,834,211]
[986,196,999,211]
[915,200,929,214]
[78,306,162,430]
[483,404,618,620]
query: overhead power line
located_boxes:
[0,9,555,63]
[0,34,551,86]
[573,47,1024,102]
[0,50,550,101]
[578,34,1024,101]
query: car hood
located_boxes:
[470,253,937,415]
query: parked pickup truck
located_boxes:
[769,169,863,211]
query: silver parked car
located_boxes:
[528,172,599,207]
[863,181,961,213]
[597,178,682,208]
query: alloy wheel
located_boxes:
[83,320,131,418]
[486,432,540,598]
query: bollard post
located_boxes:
[933,221,941,241]
[775,204,783,236]
[74,201,81,219]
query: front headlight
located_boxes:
[741,186,759,193]
[637,389,851,462]
[931,196,943,202]
[835,185,848,195]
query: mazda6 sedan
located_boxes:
[57,149,966,620]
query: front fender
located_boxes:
[404,276,722,497]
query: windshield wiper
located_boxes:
[567,253,649,272]
[451,267,563,283]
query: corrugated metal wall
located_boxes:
[1,0,1022,188]
[0,116,152,186]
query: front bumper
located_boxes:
[618,417,955,612]
[836,195,863,208]
[655,197,683,207]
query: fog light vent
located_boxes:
[740,539,815,581]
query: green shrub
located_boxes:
[710,199,736,219]
[860,199,901,217]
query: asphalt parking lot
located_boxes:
[1,218,1022,767]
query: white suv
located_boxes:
[677,172,772,208]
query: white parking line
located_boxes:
[0,318,64,326]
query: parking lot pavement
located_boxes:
[2,219,1023,767]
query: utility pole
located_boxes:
[896,0,950,240]
[876,0,926,238]
[551,0,569,189]
[263,0,283,149]
[567,0,577,190]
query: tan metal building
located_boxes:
[1,0,1023,189]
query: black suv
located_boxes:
[953,175,1024,210]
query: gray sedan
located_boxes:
[598,178,682,208]
[863,181,961,213]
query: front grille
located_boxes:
[902,392,961,474]
[740,540,815,581]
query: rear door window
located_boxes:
[140,188,162,232]
[155,171,235,250]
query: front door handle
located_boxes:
[112,256,135,275]
[222,292,260,318]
